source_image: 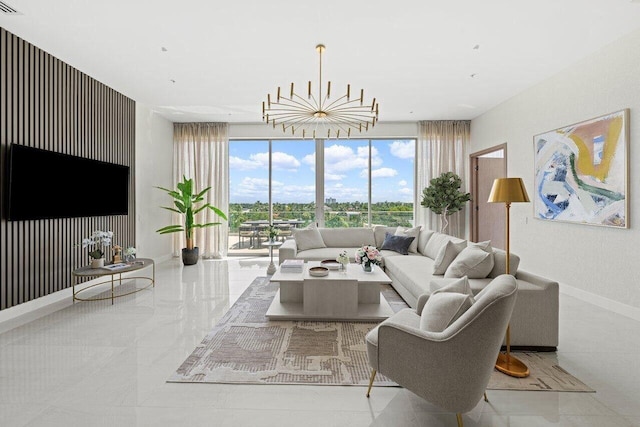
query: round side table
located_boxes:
[263,240,283,275]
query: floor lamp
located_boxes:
[488,177,530,378]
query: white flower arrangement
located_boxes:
[124,246,137,257]
[80,230,113,259]
[336,251,350,268]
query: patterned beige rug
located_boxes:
[168,277,593,392]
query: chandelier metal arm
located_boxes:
[262,43,378,139]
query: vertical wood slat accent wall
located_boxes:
[0,28,136,311]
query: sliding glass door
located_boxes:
[228,138,415,255]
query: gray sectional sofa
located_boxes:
[278,225,559,350]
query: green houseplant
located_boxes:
[421,172,471,234]
[156,176,227,265]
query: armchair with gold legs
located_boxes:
[364,274,518,427]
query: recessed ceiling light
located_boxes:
[169,79,176,84]
[473,44,480,50]
[470,73,477,78]
[161,47,168,52]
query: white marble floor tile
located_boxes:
[1,256,639,427]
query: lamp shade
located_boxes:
[488,178,530,203]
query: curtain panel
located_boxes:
[173,123,229,259]
[415,120,470,238]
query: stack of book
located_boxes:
[280,259,304,273]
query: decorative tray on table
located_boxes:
[309,266,329,277]
[320,259,341,270]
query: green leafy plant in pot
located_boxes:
[156,176,227,265]
[421,171,471,234]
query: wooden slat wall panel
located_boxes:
[0,28,136,311]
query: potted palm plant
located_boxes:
[156,175,227,265]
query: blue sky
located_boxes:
[229,139,415,204]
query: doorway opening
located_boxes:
[469,144,507,248]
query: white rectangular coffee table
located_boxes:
[266,261,395,321]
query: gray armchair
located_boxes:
[365,274,518,427]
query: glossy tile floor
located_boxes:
[1,257,639,427]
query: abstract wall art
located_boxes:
[534,109,629,228]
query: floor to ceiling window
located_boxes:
[228,138,415,256]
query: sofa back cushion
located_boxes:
[374,226,397,248]
[423,232,466,259]
[488,248,521,277]
[320,227,375,248]
[417,230,435,255]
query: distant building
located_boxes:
[325,197,336,204]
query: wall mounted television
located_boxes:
[6,143,130,221]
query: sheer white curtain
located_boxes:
[173,123,229,259]
[414,120,470,238]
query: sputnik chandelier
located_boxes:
[262,44,379,139]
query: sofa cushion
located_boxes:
[444,242,495,279]
[417,230,435,255]
[395,226,421,254]
[294,225,326,251]
[423,232,467,260]
[381,232,415,255]
[433,240,467,275]
[383,254,436,299]
[489,248,521,277]
[321,227,375,247]
[419,292,474,332]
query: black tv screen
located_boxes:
[6,143,130,220]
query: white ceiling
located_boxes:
[3,0,640,125]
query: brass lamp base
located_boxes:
[495,352,530,378]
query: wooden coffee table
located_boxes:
[266,261,394,321]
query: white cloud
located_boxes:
[399,180,407,186]
[389,140,415,159]
[323,143,382,174]
[229,155,262,170]
[399,187,413,195]
[363,167,398,178]
[244,151,300,171]
[325,173,346,181]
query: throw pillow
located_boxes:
[432,275,474,300]
[381,232,415,255]
[444,243,495,279]
[395,226,421,254]
[294,225,327,251]
[424,232,467,260]
[419,292,474,332]
[433,240,467,275]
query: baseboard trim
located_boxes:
[0,258,162,334]
[560,282,640,322]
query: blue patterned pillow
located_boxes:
[381,232,415,255]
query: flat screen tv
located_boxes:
[6,143,130,220]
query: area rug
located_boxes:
[168,277,594,392]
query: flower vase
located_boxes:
[91,258,105,269]
[362,263,374,273]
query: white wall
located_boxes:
[135,103,174,261]
[470,28,640,315]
